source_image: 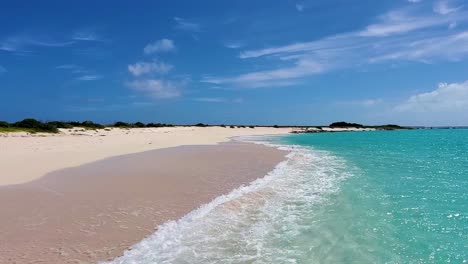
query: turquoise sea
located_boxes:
[106,129,468,264]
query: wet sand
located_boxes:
[0,142,286,264]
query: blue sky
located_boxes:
[1,0,468,126]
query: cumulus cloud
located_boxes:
[127,79,181,99]
[395,81,468,112]
[143,39,175,54]
[128,61,173,76]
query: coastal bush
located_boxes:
[220,124,226,128]
[13,118,58,133]
[113,121,131,128]
[67,121,82,127]
[195,123,208,127]
[230,125,235,128]
[134,122,146,128]
[146,123,162,127]
[0,121,9,127]
[329,121,363,128]
[146,123,174,128]
[249,126,255,129]
[81,121,105,129]
[273,125,279,128]
[47,121,73,129]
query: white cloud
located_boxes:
[0,65,6,73]
[354,99,383,107]
[0,36,74,52]
[202,59,323,88]
[76,75,102,81]
[206,6,468,89]
[193,97,227,103]
[72,30,102,41]
[193,97,244,103]
[396,81,468,112]
[408,0,423,3]
[369,31,468,63]
[56,64,79,70]
[433,0,462,15]
[174,17,201,32]
[127,79,181,99]
[224,41,244,49]
[128,61,173,76]
[334,99,383,108]
[358,9,456,37]
[143,39,175,54]
[296,4,304,12]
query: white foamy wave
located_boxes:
[102,140,351,264]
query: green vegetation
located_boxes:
[146,123,173,128]
[329,121,364,128]
[134,122,145,128]
[0,119,59,133]
[46,121,73,129]
[0,121,9,128]
[113,121,131,128]
[13,118,59,133]
[81,121,105,129]
[0,119,178,133]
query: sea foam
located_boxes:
[102,137,351,264]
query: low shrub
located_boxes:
[113,121,131,127]
[134,122,146,128]
[329,121,363,128]
[47,121,73,129]
[0,121,9,128]
[81,121,105,129]
[13,118,58,133]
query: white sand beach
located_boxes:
[0,126,292,186]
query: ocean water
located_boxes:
[104,129,468,264]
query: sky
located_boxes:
[1,0,468,126]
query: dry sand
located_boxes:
[0,142,287,264]
[0,126,291,186]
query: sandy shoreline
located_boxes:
[0,141,287,264]
[0,126,291,186]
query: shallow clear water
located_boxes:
[105,129,468,264]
